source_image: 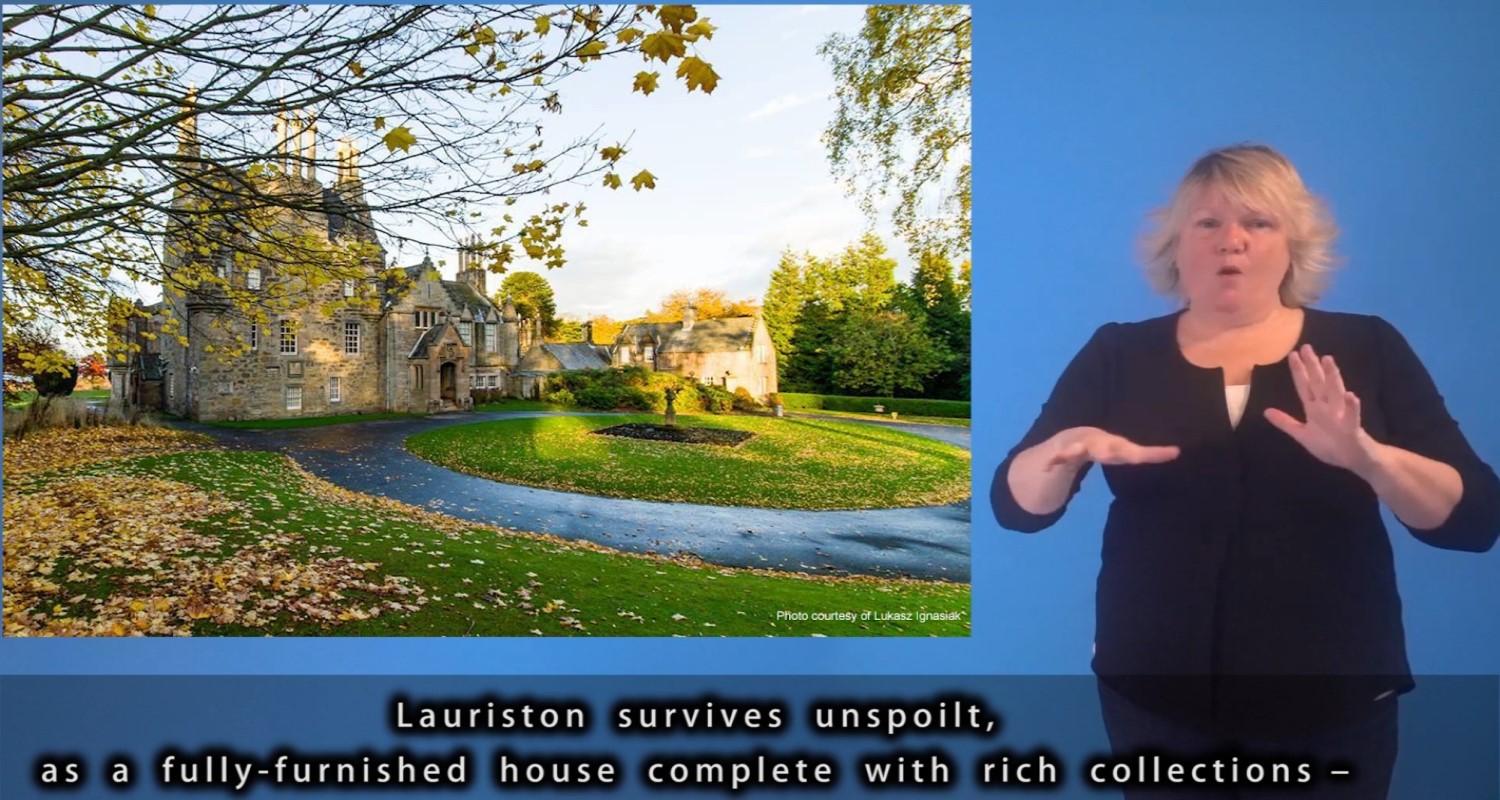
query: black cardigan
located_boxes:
[990,308,1500,734]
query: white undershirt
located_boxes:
[1225,384,1251,428]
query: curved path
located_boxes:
[187,412,970,582]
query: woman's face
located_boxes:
[1175,183,1292,314]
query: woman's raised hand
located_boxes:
[1264,344,1380,473]
[1045,426,1181,471]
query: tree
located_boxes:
[78,353,109,382]
[587,315,625,345]
[1,319,66,377]
[4,4,722,361]
[641,288,758,322]
[821,6,971,260]
[802,233,898,313]
[827,306,950,397]
[761,249,810,363]
[782,300,839,393]
[550,317,585,343]
[497,271,558,335]
[906,250,969,399]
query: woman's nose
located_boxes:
[1217,223,1248,253]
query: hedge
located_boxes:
[778,392,970,419]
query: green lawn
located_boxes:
[790,408,971,428]
[4,389,111,409]
[4,445,968,637]
[472,399,571,413]
[208,411,421,430]
[405,413,970,509]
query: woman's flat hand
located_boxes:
[1265,344,1381,474]
[1045,426,1181,471]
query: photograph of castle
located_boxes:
[4,5,969,639]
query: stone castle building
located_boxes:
[109,110,776,421]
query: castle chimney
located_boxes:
[457,234,486,297]
[581,320,593,344]
[177,86,200,159]
[306,118,317,182]
[681,304,696,332]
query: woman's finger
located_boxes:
[1288,350,1316,410]
[1300,344,1328,399]
[1345,391,1362,430]
[1322,355,1346,404]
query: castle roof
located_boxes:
[617,316,758,353]
[540,343,611,370]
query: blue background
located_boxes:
[972,0,1500,676]
[2,0,1498,787]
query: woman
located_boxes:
[991,145,1499,799]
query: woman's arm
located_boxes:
[1353,442,1462,531]
[1265,334,1500,551]
[1007,426,1181,516]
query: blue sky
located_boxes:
[405,4,909,321]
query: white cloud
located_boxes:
[745,93,813,121]
[743,146,779,160]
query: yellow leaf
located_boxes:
[603,172,622,190]
[675,56,719,93]
[686,19,716,41]
[632,71,659,96]
[630,169,656,191]
[657,5,698,32]
[463,43,481,57]
[534,15,550,35]
[383,126,416,154]
[640,31,686,63]
[348,60,365,78]
[473,25,496,46]
[144,4,157,19]
[374,116,386,131]
[617,27,643,45]
[600,145,626,163]
[576,40,607,62]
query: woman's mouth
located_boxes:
[1217,266,1244,276]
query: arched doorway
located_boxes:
[440,362,457,405]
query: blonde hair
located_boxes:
[1141,144,1339,307]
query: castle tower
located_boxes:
[456,234,487,297]
[177,86,200,160]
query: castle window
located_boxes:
[756,344,768,364]
[619,344,631,364]
[414,309,437,330]
[247,267,262,291]
[642,344,654,364]
[344,321,360,355]
[249,322,258,351]
[328,376,342,403]
[413,364,424,390]
[459,322,473,346]
[484,324,497,352]
[214,252,230,280]
[279,320,297,354]
[487,375,498,389]
[285,386,302,411]
[342,279,355,298]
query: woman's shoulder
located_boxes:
[1303,306,1404,347]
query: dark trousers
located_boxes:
[1097,679,1398,800]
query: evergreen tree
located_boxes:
[782,300,838,392]
[909,251,970,399]
[828,306,950,397]
[761,249,808,361]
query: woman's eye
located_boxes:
[1248,218,1274,229]
[1195,219,1218,229]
